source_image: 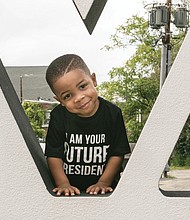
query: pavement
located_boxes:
[159,169,190,191]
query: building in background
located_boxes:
[6,66,54,101]
[5,66,58,143]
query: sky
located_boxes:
[0,0,179,83]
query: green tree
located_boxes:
[171,115,190,167]
[22,101,46,140]
[98,14,186,143]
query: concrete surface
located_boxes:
[159,169,190,191]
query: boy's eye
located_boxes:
[79,83,87,90]
[63,93,71,100]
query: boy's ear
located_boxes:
[91,73,97,87]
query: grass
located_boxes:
[170,166,190,170]
[166,174,175,179]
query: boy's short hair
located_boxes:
[46,54,91,91]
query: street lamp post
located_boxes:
[147,0,189,90]
[160,0,172,90]
[146,0,189,177]
[20,75,23,103]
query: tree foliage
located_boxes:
[98,14,186,144]
[171,115,190,167]
[22,101,46,140]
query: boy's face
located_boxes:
[53,69,99,117]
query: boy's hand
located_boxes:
[86,181,113,195]
[53,183,80,196]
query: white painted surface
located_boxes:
[1,30,190,220]
[73,0,94,19]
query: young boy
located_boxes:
[45,54,130,196]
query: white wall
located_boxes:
[1,29,190,220]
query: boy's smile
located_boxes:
[53,69,99,117]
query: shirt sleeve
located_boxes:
[109,109,131,156]
[45,112,64,158]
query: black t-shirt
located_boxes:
[45,97,130,190]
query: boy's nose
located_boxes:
[74,94,85,103]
